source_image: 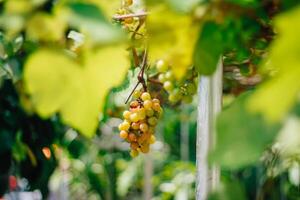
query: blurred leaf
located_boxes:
[24,46,129,137]
[208,179,246,200]
[247,6,300,122]
[117,157,142,197]
[147,4,199,79]
[224,0,259,7]
[12,132,27,162]
[67,2,124,44]
[166,0,202,13]
[26,12,67,42]
[210,93,279,169]
[194,22,223,75]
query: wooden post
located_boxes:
[196,60,222,200]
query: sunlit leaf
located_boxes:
[147,4,199,79]
[210,93,279,169]
[67,2,125,44]
[247,6,300,122]
[26,12,67,42]
[24,46,129,137]
[194,22,223,75]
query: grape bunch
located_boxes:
[156,60,198,104]
[118,91,162,157]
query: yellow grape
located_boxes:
[124,17,134,24]
[156,59,168,72]
[165,71,173,80]
[131,122,140,130]
[143,100,152,109]
[119,121,130,131]
[148,117,157,126]
[130,113,139,122]
[152,102,161,112]
[124,0,133,6]
[123,110,131,120]
[140,123,149,132]
[146,109,154,117]
[130,149,139,157]
[130,100,139,108]
[119,130,128,139]
[150,135,156,144]
[158,74,166,82]
[163,81,173,91]
[141,92,151,101]
[140,144,150,153]
[133,90,141,99]
[152,98,160,104]
[137,107,146,120]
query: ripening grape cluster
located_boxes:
[118,91,162,157]
[115,0,135,25]
[156,60,198,104]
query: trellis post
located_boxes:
[196,60,222,200]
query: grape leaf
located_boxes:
[194,22,223,75]
[210,93,279,169]
[147,4,199,79]
[67,2,125,44]
[247,6,300,122]
[24,46,129,137]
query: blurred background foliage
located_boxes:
[0,0,300,200]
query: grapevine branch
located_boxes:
[112,12,148,20]
[125,49,148,104]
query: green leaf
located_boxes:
[210,92,280,169]
[194,22,223,75]
[208,179,246,200]
[24,46,129,137]
[247,6,300,122]
[147,4,199,79]
[166,0,202,13]
[67,2,124,44]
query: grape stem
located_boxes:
[125,49,148,104]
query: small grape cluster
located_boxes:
[118,91,162,157]
[156,60,198,104]
[115,0,135,25]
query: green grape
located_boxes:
[148,117,158,126]
[143,100,152,109]
[163,81,173,91]
[146,109,154,117]
[141,92,151,101]
[165,71,173,80]
[156,59,168,72]
[123,110,131,120]
[158,74,166,82]
[119,121,130,131]
[133,90,141,99]
[140,123,149,132]
[130,149,139,157]
[137,108,146,120]
[130,112,139,122]
[186,83,197,94]
[183,95,193,104]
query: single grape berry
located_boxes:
[141,92,151,101]
[163,81,173,91]
[156,59,168,72]
[143,100,152,109]
[124,0,133,6]
[119,130,128,139]
[130,149,139,157]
